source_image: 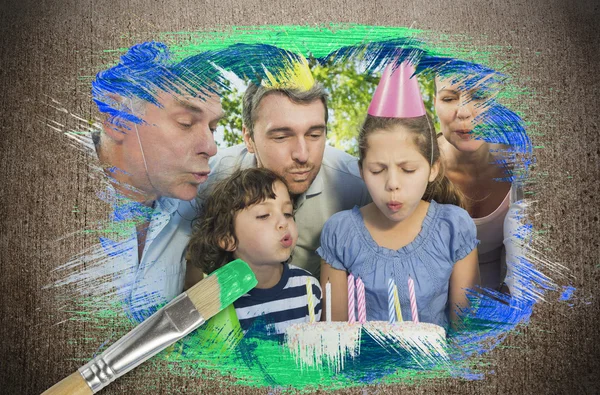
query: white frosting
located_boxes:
[284,322,362,372]
[285,321,448,372]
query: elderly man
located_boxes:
[87,42,224,320]
[190,79,371,281]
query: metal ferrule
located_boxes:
[79,292,205,393]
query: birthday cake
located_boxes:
[286,270,448,371]
[284,321,362,372]
[284,320,447,372]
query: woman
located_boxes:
[434,73,513,292]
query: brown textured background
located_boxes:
[1,0,599,394]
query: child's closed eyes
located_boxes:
[255,212,295,220]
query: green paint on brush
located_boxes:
[208,258,257,309]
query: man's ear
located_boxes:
[101,119,128,143]
[218,234,237,252]
[242,125,255,154]
[429,160,440,182]
[101,93,134,143]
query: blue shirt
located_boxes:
[54,135,195,323]
[316,201,478,328]
[59,185,196,323]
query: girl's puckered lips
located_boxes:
[387,201,403,212]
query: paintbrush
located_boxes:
[42,259,256,394]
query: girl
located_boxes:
[318,62,480,328]
[186,168,321,336]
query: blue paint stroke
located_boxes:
[559,286,575,301]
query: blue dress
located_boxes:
[316,200,478,328]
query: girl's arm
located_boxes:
[320,260,349,322]
[448,248,480,326]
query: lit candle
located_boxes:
[408,276,419,323]
[347,274,356,323]
[326,278,332,322]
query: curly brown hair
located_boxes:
[186,167,290,275]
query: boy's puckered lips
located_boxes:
[280,233,293,248]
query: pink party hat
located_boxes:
[367,61,426,118]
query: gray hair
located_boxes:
[93,95,148,146]
[242,82,329,139]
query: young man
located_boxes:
[192,80,371,281]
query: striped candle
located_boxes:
[387,278,396,323]
[408,276,419,323]
[356,276,367,324]
[347,274,356,323]
[306,278,315,323]
[393,284,403,322]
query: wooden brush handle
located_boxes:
[42,371,93,395]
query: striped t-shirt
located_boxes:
[234,263,322,336]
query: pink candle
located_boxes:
[356,276,367,324]
[347,274,356,323]
[408,276,419,323]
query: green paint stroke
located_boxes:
[154,24,511,72]
[157,328,468,391]
[161,25,423,61]
[110,24,502,68]
[210,258,257,309]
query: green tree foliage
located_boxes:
[417,73,439,131]
[310,57,376,156]
[219,79,244,147]
[218,60,438,155]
